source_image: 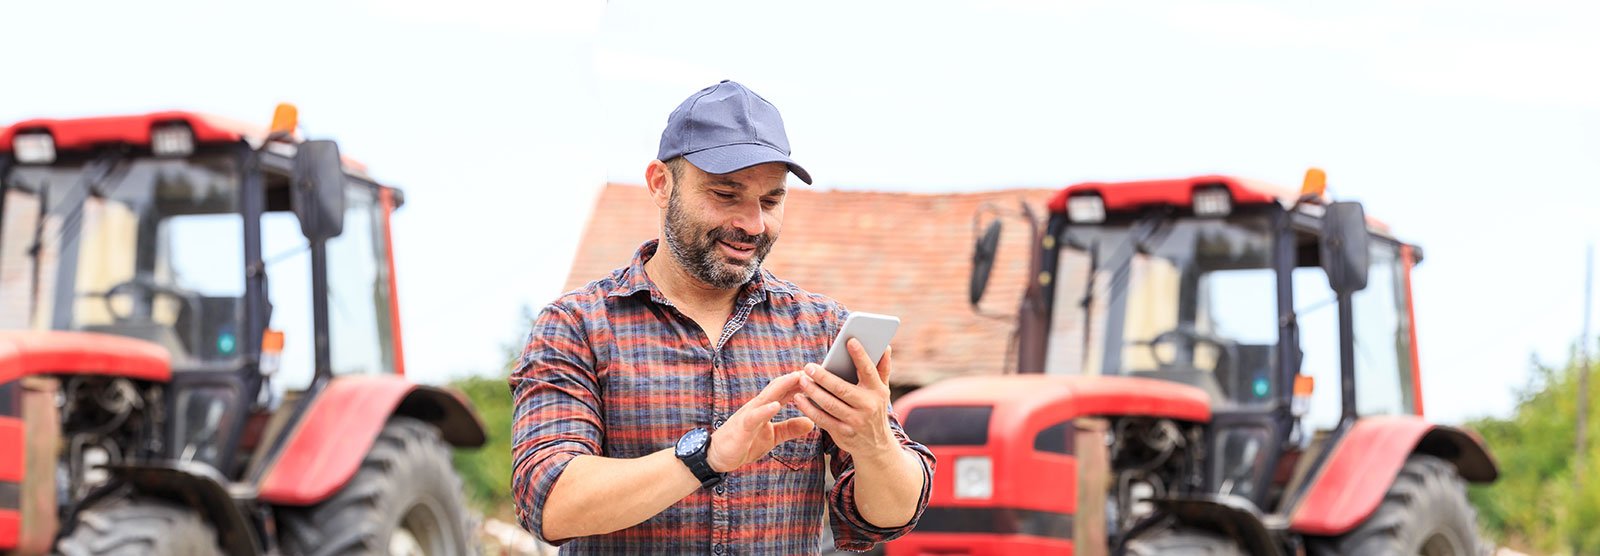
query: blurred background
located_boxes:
[4,0,1597,553]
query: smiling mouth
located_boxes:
[719,240,756,259]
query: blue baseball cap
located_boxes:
[657,80,813,185]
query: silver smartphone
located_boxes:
[820,312,901,384]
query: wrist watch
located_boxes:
[675,427,725,488]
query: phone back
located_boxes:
[821,312,900,384]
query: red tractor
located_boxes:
[889,173,1497,554]
[0,107,485,555]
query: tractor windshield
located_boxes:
[1044,213,1279,408]
[0,154,246,366]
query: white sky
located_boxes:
[3,0,1597,424]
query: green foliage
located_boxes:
[1468,349,1600,554]
[450,371,516,519]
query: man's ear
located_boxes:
[646,159,673,209]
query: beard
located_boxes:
[661,190,777,290]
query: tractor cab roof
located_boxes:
[1,110,377,182]
[1046,174,1405,245]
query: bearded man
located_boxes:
[510,80,933,555]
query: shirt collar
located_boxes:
[610,239,791,306]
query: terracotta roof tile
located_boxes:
[564,184,1056,385]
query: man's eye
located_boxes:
[761,199,779,208]
[713,192,735,200]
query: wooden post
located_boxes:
[1074,418,1109,556]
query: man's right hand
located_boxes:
[706,371,815,473]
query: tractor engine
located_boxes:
[1103,417,1204,539]
[54,377,163,505]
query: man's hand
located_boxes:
[706,371,816,473]
[793,339,899,458]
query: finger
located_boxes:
[847,338,879,386]
[850,338,885,389]
[876,345,893,388]
[740,401,782,430]
[772,416,815,444]
[805,363,866,407]
[799,374,856,418]
[793,393,849,432]
[748,371,805,407]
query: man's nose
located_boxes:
[730,200,765,237]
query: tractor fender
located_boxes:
[1288,416,1497,536]
[257,375,486,506]
[105,460,262,555]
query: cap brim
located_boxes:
[684,143,813,185]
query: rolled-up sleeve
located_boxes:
[509,304,604,545]
[827,404,936,552]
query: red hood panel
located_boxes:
[0,331,171,383]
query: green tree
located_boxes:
[1468,348,1600,554]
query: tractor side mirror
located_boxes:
[970,219,1003,306]
[292,140,346,241]
[1320,201,1369,295]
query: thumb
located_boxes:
[772,416,816,443]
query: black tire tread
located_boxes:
[56,498,223,556]
[276,416,477,556]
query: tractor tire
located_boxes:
[1307,454,1486,556]
[56,498,223,556]
[1125,528,1247,555]
[277,417,477,556]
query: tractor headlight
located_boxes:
[151,123,195,157]
[1192,186,1232,217]
[13,132,56,164]
[954,455,993,499]
[1067,194,1106,224]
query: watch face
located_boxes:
[676,427,709,458]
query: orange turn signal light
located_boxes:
[1293,374,1315,397]
[262,329,285,353]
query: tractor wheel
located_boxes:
[277,417,477,556]
[1125,528,1247,555]
[56,498,223,556]
[1307,454,1485,556]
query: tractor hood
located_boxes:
[0,330,171,384]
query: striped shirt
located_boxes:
[511,240,934,555]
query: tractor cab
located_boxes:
[1028,174,1422,508]
[892,171,1494,555]
[0,109,479,555]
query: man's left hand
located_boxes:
[793,338,899,458]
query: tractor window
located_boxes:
[1293,237,1417,432]
[0,187,44,329]
[261,181,394,393]
[1045,214,1279,407]
[1352,242,1415,417]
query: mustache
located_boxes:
[705,225,771,249]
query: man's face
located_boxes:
[661,161,788,290]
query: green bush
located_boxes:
[1468,349,1600,554]
[450,371,517,519]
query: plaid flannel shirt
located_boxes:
[510,240,934,555]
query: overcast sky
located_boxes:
[3,0,1596,424]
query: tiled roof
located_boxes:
[564,183,1056,386]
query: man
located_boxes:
[510,80,934,555]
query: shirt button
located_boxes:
[714,485,725,495]
[713,418,725,428]
[713,543,724,554]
